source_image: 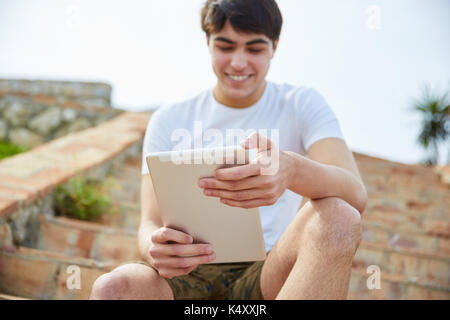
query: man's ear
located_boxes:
[272,39,279,57]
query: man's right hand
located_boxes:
[148,227,216,279]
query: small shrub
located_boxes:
[0,140,27,160]
[54,176,120,222]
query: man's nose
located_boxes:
[230,51,247,70]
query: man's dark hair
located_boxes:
[201,0,283,43]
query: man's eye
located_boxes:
[219,47,233,52]
[248,48,263,53]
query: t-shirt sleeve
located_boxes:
[297,88,345,153]
[141,107,173,175]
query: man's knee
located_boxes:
[304,197,362,257]
[90,271,129,300]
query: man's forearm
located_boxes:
[286,151,367,214]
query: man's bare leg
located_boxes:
[260,196,362,300]
[90,263,174,300]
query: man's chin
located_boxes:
[221,84,255,100]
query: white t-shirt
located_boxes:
[141,81,345,252]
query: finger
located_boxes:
[204,187,267,201]
[240,132,273,152]
[153,252,216,269]
[149,243,213,258]
[157,265,198,279]
[151,227,193,244]
[214,163,261,181]
[199,175,268,191]
[220,197,276,209]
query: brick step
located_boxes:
[364,186,448,201]
[0,246,117,300]
[354,155,435,174]
[0,293,30,300]
[365,163,439,173]
[35,215,140,263]
[366,186,450,203]
[361,211,450,237]
[353,241,450,288]
[348,266,450,299]
[359,164,441,177]
[364,203,448,223]
[361,221,449,256]
[366,199,449,214]
[362,177,443,190]
[361,170,446,186]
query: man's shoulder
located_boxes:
[269,81,322,107]
[269,81,319,98]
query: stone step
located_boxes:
[353,241,450,288]
[361,221,449,256]
[348,266,450,300]
[35,215,141,263]
[0,246,117,300]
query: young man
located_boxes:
[90,0,367,300]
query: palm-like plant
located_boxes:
[412,83,450,166]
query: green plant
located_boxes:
[411,83,450,166]
[0,140,27,160]
[54,176,120,222]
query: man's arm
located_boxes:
[138,174,163,262]
[199,134,367,214]
[287,138,368,214]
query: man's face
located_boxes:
[208,20,278,107]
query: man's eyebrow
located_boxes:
[214,36,269,46]
[214,37,236,44]
[246,38,269,46]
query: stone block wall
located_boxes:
[0,79,112,107]
[0,79,121,149]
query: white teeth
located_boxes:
[228,74,249,81]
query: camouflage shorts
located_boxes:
[129,260,265,300]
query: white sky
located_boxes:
[0,0,449,165]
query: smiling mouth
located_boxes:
[226,74,252,81]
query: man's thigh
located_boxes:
[259,199,316,300]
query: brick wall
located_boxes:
[0,112,151,249]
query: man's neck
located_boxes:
[213,81,267,109]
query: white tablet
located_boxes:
[146,146,266,263]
